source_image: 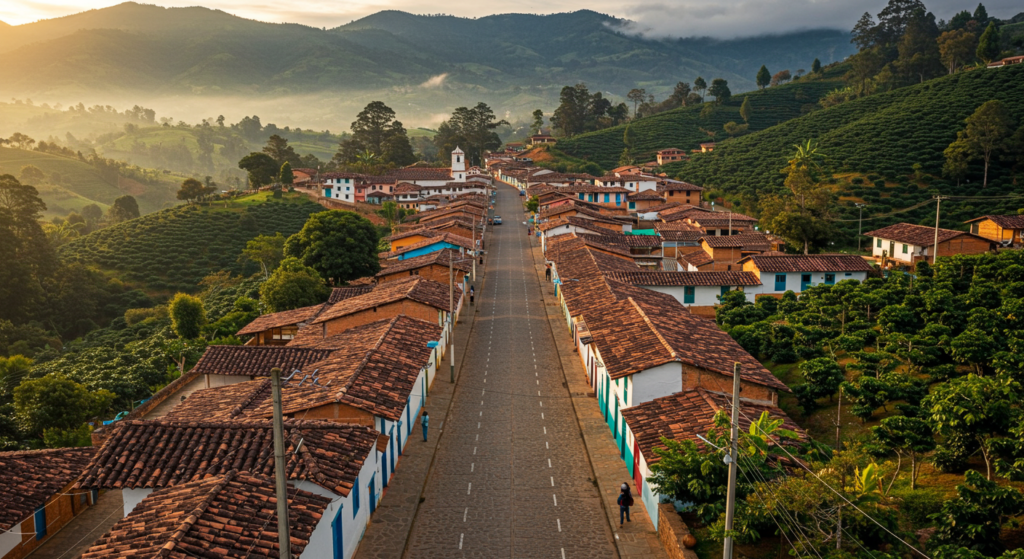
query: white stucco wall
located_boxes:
[631,363,683,406]
[643,285,748,306]
[206,374,251,388]
[745,271,868,295]
[872,238,921,263]
[0,521,22,558]
[122,487,153,516]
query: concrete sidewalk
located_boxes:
[528,236,670,559]
[353,263,488,559]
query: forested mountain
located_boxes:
[0,3,855,100]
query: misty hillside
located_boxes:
[0,2,855,99]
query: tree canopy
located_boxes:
[284,210,381,285]
[433,102,509,166]
[335,101,416,167]
[259,257,329,313]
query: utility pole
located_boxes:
[449,257,455,383]
[471,215,477,281]
[723,362,741,559]
[932,196,944,265]
[270,368,293,559]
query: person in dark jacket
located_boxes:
[617,482,633,525]
[421,411,429,442]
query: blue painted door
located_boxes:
[34,507,46,539]
[389,427,396,477]
[369,478,376,514]
[774,274,786,292]
[800,274,812,291]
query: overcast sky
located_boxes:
[2,0,1021,37]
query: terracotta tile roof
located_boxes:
[426,218,480,232]
[657,180,703,191]
[386,228,445,242]
[378,232,474,258]
[621,389,805,463]
[329,286,375,304]
[603,271,762,286]
[236,304,328,336]
[579,293,786,390]
[620,235,664,248]
[386,167,453,181]
[321,172,366,180]
[640,202,684,214]
[78,420,379,496]
[864,223,980,246]
[701,233,772,250]
[0,447,96,530]
[966,215,1024,229]
[740,254,874,273]
[590,249,643,273]
[313,276,458,323]
[394,182,421,194]
[191,346,333,378]
[80,471,330,559]
[286,314,397,349]
[538,217,570,232]
[680,250,713,268]
[660,206,712,222]
[377,248,472,277]
[627,191,666,201]
[574,234,634,257]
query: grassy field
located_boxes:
[59,191,324,295]
[0,146,188,216]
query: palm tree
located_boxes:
[788,140,828,175]
[44,220,83,247]
[376,201,410,235]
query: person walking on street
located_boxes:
[421,411,429,442]
[618,483,633,526]
[470,285,475,306]
[545,265,551,281]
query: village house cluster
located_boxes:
[0,189,492,559]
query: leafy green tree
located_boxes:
[758,141,835,254]
[931,470,1024,555]
[19,165,44,183]
[960,99,1014,187]
[241,232,286,279]
[336,101,416,167]
[851,11,879,50]
[168,293,207,339]
[755,65,771,90]
[433,103,509,166]
[976,21,1001,64]
[794,357,844,412]
[722,122,749,137]
[811,58,822,73]
[279,162,294,186]
[14,375,115,437]
[107,194,140,223]
[0,355,32,404]
[375,201,410,235]
[262,134,300,166]
[925,374,1016,479]
[693,76,707,101]
[739,96,752,123]
[176,178,214,204]
[943,131,972,184]
[551,83,611,137]
[284,210,380,285]
[872,415,935,488]
[238,152,279,188]
[525,195,539,213]
[627,88,647,117]
[259,257,330,313]
[842,375,896,421]
[708,78,731,103]
[530,109,544,136]
[950,328,998,375]
[619,124,636,165]
[80,203,103,226]
[895,11,942,83]
[938,29,977,74]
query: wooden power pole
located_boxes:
[270,368,293,559]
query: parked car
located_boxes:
[519,190,525,196]
[493,216,502,225]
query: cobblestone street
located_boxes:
[402,185,617,559]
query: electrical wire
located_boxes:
[734,407,931,559]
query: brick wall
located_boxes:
[5,481,88,559]
[657,503,700,559]
[681,363,776,404]
[937,236,991,257]
[323,300,441,337]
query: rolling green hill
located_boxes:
[0,3,855,101]
[0,146,187,216]
[554,64,850,169]
[665,64,1024,243]
[59,191,324,293]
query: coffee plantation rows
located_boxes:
[59,195,325,294]
[554,65,848,169]
[663,64,1024,244]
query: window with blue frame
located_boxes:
[628,202,635,210]
[825,273,835,284]
[332,504,345,558]
[902,244,908,254]
[774,274,786,291]
[352,481,360,517]
[34,507,46,539]
[876,238,882,248]
[683,286,695,304]
[615,194,621,204]
[604,194,610,203]
[578,193,584,200]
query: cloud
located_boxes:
[610,0,1024,39]
[420,73,449,88]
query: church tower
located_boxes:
[451,147,466,182]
